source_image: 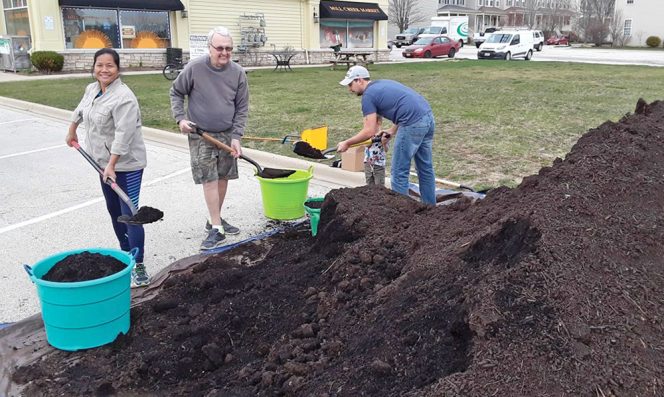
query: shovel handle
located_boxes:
[71,141,139,215]
[23,264,35,281]
[190,125,263,173]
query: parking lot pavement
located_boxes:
[0,103,347,323]
[389,45,664,67]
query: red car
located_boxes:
[402,35,460,58]
[546,35,569,46]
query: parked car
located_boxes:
[473,27,500,48]
[393,27,426,48]
[532,30,544,51]
[402,35,461,58]
[546,35,570,46]
[478,30,534,60]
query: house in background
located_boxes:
[613,0,663,46]
[0,0,389,72]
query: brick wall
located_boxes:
[60,49,390,71]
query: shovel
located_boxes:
[243,125,328,150]
[190,125,296,179]
[293,133,389,160]
[71,142,164,225]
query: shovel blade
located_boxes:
[117,206,164,225]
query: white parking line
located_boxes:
[0,144,66,160]
[0,118,38,125]
[0,167,191,235]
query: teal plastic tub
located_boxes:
[24,247,136,351]
[256,166,313,220]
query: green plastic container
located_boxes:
[304,197,325,236]
[24,247,136,351]
[257,166,313,220]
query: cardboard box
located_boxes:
[341,145,365,172]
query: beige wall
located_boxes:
[26,1,64,51]
[615,0,664,46]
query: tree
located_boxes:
[522,0,538,29]
[542,0,574,34]
[576,0,615,45]
[388,0,426,33]
[608,9,625,47]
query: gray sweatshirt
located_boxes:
[169,56,249,140]
[71,78,146,171]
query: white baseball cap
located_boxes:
[339,65,370,86]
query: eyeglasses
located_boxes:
[209,44,233,53]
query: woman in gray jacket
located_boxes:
[65,48,150,287]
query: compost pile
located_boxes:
[11,99,664,396]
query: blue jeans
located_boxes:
[391,112,436,205]
[100,170,145,262]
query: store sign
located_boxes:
[122,25,136,38]
[329,5,382,14]
[189,34,208,59]
[0,38,10,55]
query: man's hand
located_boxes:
[230,139,242,158]
[337,140,350,153]
[178,120,195,134]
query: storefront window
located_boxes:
[62,8,120,49]
[3,0,29,37]
[4,8,29,36]
[320,20,374,49]
[119,10,170,48]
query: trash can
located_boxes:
[166,47,182,64]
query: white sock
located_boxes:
[213,225,224,233]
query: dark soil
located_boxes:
[118,206,164,225]
[304,200,324,209]
[12,99,664,396]
[41,252,127,283]
[293,141,326,159]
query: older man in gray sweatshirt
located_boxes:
[170,26,249,251]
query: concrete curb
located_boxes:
[0,95,365,188]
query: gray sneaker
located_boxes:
[205,218,240,235]
[200,228,226,251]
[131,263,150,288]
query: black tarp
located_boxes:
[319,1,388,20]
[59,0,184,11]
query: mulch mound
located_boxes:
[12,99,664,396]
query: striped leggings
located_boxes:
[99,169,145,263]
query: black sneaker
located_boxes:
[200,228,226,251]
[205,218,240,235]
[131,263,150,288]
[220,218,240,235]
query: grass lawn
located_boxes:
[1,60,663,189]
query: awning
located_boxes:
[59,0,184,11]
[319,1,388,21]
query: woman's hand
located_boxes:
[66,122,79,146]
[102,163,116,183]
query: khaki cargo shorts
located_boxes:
[188,131,239,184]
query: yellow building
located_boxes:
[0,0,389,71]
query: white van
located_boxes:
[477,30,534,60]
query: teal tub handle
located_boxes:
[23,264,36,282]
[128,247,140,260]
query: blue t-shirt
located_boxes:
[361,80,432,126]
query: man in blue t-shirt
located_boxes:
[336,66,436,204]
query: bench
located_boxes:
[328,59,374,70]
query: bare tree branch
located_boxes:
[388,0,426,32]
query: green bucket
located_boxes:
[304,197,324,236]
[24,247,136,351]
[257,166,313,220]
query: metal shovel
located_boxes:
[190,125,296,179]
[71,142,163,225]
[293,133,389,160]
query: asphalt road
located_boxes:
[0,103,346,323]
[389,44,664,67]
